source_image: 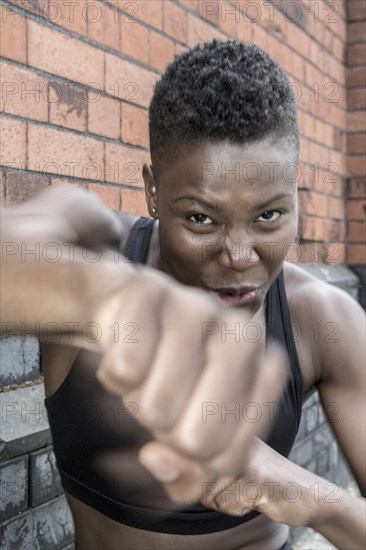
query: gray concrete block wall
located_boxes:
[0,378,75,549]
[0,336,40,387]
[0,265,362,548]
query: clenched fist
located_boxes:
[95,266,289,482]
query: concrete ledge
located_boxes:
[0,384,51,460]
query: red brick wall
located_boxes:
[346,0,366,264]
[0,0,364,264]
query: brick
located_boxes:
[347,155,366,177]
[0,171,4,207]
[0,6,27,63]
[28,20,104,88]
[347,43,366,66]
[198,0,220,26]
[287,20,310,58]
[5,0,47,15]
[327,196,344,219]
[298,190,328,217]
[114,0,163,30]
[319,218,331,241]
[164,1,187,42]
[347,21,366,44]
[283,44,296,78]
[5,170,50,206]
[0,495,74,550]
[88,2,119,50]
[0,62,48,122]
[0,455,28,521]
[0,384,51,460]
[291,54,305,83]
[0,117,26,167]
[121,103,149,147]
[187,11,225,46]
[215,0,239,37]
[289,437,313,467]
[0,506,33,549]
[105,142,150,187]
[120,188,148,216]
[175,43,188,56]
[347,199,366,220]
[49,81,87,132]
[178,0,198,9]
[348,221,366,242]
[88,184,121,211]
[316,448,329,476]
[332,36,344,64]
[30,446,63,506]
[348,88,366,110]
[315,406,329,432]
[45,0,87,35]
[149,31,175,72]
[348,178,366,197]
[325,242,345,264]
[347,65,366,87]
[329,441,339,468]
[28,125,104,180]
[347,0,366,21]
[88,95,120,139]
[251,24,269,52]
[348,111,366,132]
[347,244,366,263]
[105,53,159,109]
[120,20,149,65]
[265,14,288,47]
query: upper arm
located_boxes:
[315,285,366,495]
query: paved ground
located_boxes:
[293,480,360,549]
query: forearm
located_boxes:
[309,488,366,549]
[1,243,135,350]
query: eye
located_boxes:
[188,213,213,225]
[256,210,282,223]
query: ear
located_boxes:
[142,163,158,218]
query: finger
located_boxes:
[96,278,163,396]
[129,288,217,430]
[164,309,260,459]
[214,476,256,516]
[138,441,212,505]
[207,343,289,476]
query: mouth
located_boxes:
[202,283,260,307]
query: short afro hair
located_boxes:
[149,39,299,178]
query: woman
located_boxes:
[39,40,365,549]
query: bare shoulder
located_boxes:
[283,261,364,320]
[283,261,365,383]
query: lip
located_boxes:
[202,283,260,307]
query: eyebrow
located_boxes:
[173,195,224,212]
[173,193,293,212]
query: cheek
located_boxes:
[161,227,211,270]
[259,219,298,265]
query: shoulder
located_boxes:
[283,261,364,322]
[283,261,365,382]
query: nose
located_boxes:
[217,233,260,271]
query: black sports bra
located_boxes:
[45,217,304,534]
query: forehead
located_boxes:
[158,138,298,194]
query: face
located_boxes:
[143,137,298,314]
